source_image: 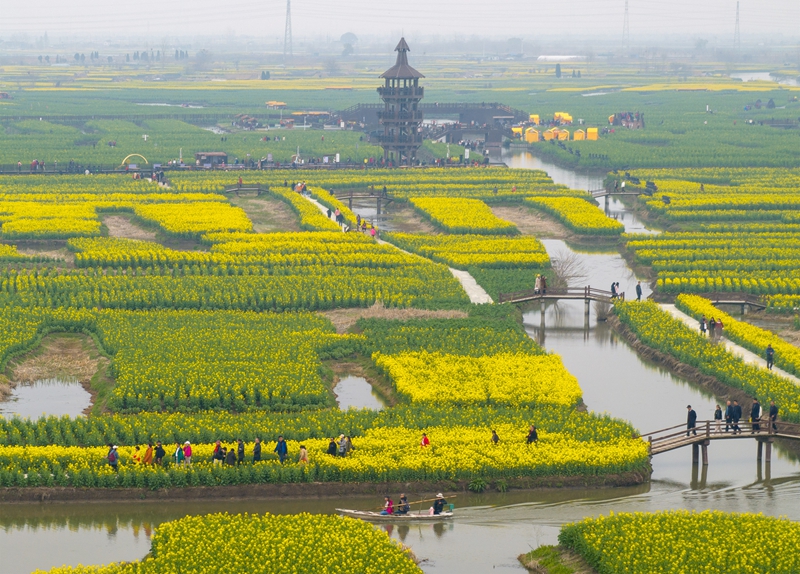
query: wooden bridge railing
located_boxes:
[223,185,268,197]
[497,285,620,304]
[643,418,800,456]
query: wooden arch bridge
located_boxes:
[643,420,800,465]
[497,286,623,315]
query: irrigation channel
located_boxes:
[5,154,800,573]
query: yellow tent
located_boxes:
[529,114,540,125]
[554,112,573,123]
[543,129,556,141]
[525,128,539,143]
[608,115,615,124]
[558,129,570,141]
[573,129,586,141]
[587,128,599,141]
[512,126,524,136]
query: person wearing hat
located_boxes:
[183,441,193,467]
[432,493,447,515]
[686,405,697,437]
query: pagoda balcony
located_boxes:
[377,86,424,99]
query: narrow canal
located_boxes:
[3,155,800,574]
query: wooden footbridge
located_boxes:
[700,293,766,313]
[497,286,622,314]
[223,184,268,197]
[590,188,652,199]
[335,189,394,214]
[643,419,800,465]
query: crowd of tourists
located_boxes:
[686,400,779,436]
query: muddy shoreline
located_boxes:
[0,469,650,504]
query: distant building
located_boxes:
[195,152,228,166]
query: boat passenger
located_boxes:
[432,493,447,515]
[380,496,394,515]
[396,494,410,515]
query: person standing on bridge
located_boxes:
[766,344,775,370]
[636,281,642,301]
[769,401,779,432]
[610,282,617,299]
[732,400,742,434]
[724,400,734,432]
[714,405,723,433]
[750,400,762,434]
[540,275,547,295]
[534,274,542,295]
[686,405,697,437]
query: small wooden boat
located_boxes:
[336,508,454,522]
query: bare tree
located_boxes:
[593,301,612,321]
[550,250,588,290]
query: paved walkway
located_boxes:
[660,304,800,385]
[298,194,493,305]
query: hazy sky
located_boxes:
[1,0,799,44]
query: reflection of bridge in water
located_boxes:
[643,420,800,466]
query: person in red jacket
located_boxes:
[380,496,394,515]
[420,433,430,448]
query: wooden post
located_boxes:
[348,195,353,210]
[766,441,772,463]
[757,440,763,461]
[377,197,381,215]
[585,298,590,316]
[692,443,699,464]
[705,421,710,437]
[701,440,709,466]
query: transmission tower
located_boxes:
[734,1,741,53]
[622,0,630,51]
[284,0,293,60]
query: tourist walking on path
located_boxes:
[298,445,309,464]
[716,319,724,341]
[708,318,716,340]
[750,400,761,433]
[326,437,337,456]
[183,441,192,467]
[769,401,779,432]
[154,441,165,465]
[526,425,538,444]
[714,405,723,433]
[213,440,223,465]
[700,316,707,336]
[132,446,141,465]
[338,434,348,457]
[724,400,734,432]
[107,444,119,472]
[686,405,697,436]
[225,448,236,466]
[237,439,245,465]
[142,443,154,465]
[636,281,642,301]
[173,442,185,466]
[766,345,775,370]
[732,400,743,434]
[253,437,262,463]
[274,436,288,463]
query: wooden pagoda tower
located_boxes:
[377,38,424,166]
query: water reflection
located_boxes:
[0,378,92,419]
[333,375,385,411]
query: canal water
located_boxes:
[4,154,800,574]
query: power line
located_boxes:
[623,0,630,51]
[284,0,293,61]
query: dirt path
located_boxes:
[321,302,468,333]
[491,205,572,239]
[379,204,437,234]
[229,195,301,233]
[102,215,157,241]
